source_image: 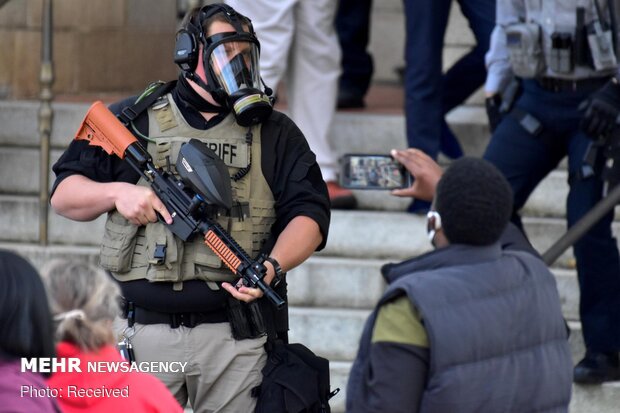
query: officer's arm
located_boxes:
[221,215,321,301]
[51,175,126,221]
[485,0,525,96]
[264,215,322,283]
[51,175,171,225]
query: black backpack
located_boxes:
[252,340,340,413]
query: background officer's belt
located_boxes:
[537,76,609,92]
[123,304,228,328]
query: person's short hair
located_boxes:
[434,157,513,246]
[181,5,253,38]
[0,250,55,360]
[41,260,121,352]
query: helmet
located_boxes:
[174,4,272,126]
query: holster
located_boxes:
[226,276,289,341]
[226,297,266,340]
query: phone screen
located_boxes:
[339,154,412,190]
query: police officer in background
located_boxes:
[484,0,620,383]
[50,4,330,411]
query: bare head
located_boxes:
[41,259,121,352]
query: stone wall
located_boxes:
[0,0,179,98]
[0,0,478,99]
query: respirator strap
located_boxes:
[185,71,214,96]
[179,73,228,114]
[117,81,177,126]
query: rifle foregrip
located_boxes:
[260,280,286,309]
[204,229,242,272]
[204,227,285,308]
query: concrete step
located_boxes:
[327,361,620,413]
[4,244,608,413]
[348,169,571,218]
[329,107,489,158]
[0,198,596,268]
[2,100,576,216]
[0,147,63,194]
[0,242,100,269]
[324,211,584,267]
[369,0,481,98]
[0,194,106,244]
[0,243,584,355]
[0,101,89,148]
[0,101,491,155]
[288,307,586,365]
[0,241,582,324]
[288,255,580,321]
[0,103,586,225]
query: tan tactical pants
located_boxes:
[114,319,267,413]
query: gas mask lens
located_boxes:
[206,39,272,126]
[208,41,261,94]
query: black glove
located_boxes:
[485,94,503,133]
[580,77,620,139]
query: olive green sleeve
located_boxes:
[371,295,429,348]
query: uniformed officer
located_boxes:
[50,4,330,411]
[484,0,620,383]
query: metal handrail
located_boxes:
[38,0,53,245]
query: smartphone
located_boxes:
[339,154,413,190]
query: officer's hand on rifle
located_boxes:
[580,76,620,138]
[220,266,275,303]
[113,183,173,226]
[390,148,443,201]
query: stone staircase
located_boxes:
[1,99,619,412]
[1,2,620,413]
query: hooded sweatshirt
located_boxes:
[0,358,60,413]
[47,342,182,413]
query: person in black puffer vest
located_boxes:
[347,152,572,413]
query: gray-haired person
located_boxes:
[42,260,183,413]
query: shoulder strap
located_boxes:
[117,80,177,126]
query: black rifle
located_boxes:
[75,101,285,308]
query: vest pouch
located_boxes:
[506,23,545,78]
[230,219,255,258]
[251,199,277,251]
[143,222,183,282]
[100,211,139,273]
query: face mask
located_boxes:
[426,210,442,247]
[205,37,273,126]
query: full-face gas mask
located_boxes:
[204,33,273,126]
[174,4,273,126]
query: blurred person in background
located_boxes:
[43,259,183,413]
[403,0,496,214]
[483,0,620,383]
[335,0,374,109]
[225,0,357,209]
[0,250,59,413]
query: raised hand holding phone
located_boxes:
[339,153,413,190]
[389,149,443,201]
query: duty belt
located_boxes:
[537,76,609,93]
[122,303,228,328]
